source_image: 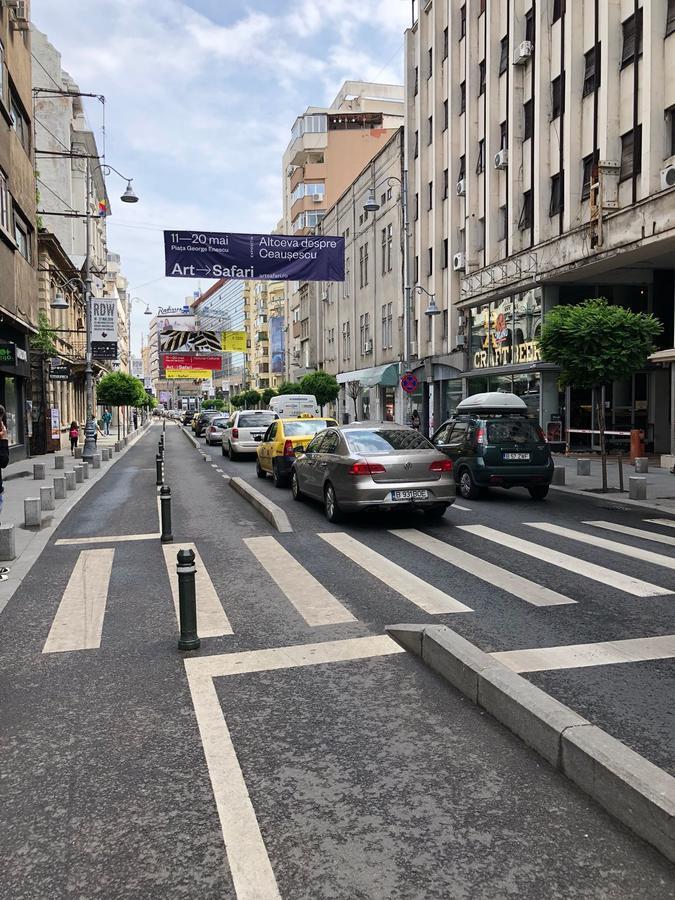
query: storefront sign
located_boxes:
[473,339,541,369]
[92,341,118,360]
[0,342,16,366]
[91,299,118,343]
[49,363,71,381]
[221,331,248,352]
[162,353,222,372]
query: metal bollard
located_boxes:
[160,485,173,543]
[156,453,164,486]
[163,419,166,433]
[177,548,200,650]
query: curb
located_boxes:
[180,425,201,450]
[386,623,675,863]
[549,483,675,516]
[229,477,293,533]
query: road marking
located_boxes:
[55,533,159,545]
[491,634,675,673]
[452,503,473,512]
[43,548,114,653]
[318,532,472,614]
[457,525,672,597]
[162,542,233,637]
[526,522,675,572]
[391,529,576,607]
[584,520,675,547]
[184,635,403,900]
[645,518,675,530]
[244,536,355,626]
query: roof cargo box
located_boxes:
[457,392,528,413]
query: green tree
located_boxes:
[300,371,340,413]
[261,387,277,406]
[96,371,147,439]
[240,388,261,409]
[31,311,57,355]
[346,380,361,420]
[275,381,303,395]
[202,399,226,411]
[539,298,662,491]
[230,393,245,409]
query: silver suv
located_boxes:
[221,410,278,460]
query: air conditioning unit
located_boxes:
[312,193,323,202]
[452,252,466,271]
[456,178,466,197]
[514,41,533,65]
[494,149,508,170]
[363,338,373,354]
[660,165,675,191]
[286,165,296,177]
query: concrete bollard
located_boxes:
[33,463,46,480]
[92,454,101,469]
[24,497,41,528]
[576,459,591,476]
[0,524,16,561]
[124,436,129,446]
[54,455,65,470]
[65,471,77,491]
[53,476,67,500]
[101,448,110,461]
[635,457,649,474]
[40,485,55,512]
[81,462,89,480]
[74,465,84,484]
[629,476,647,500]
[177,548,200,650]
[551,466,566,485]
[114,442,121,453]
[74,447,83,459]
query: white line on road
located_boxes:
[55,533,159,545]
[644,518,675,530]
[318,532,472,614]
[43,548,115,653]
[584,520,675,547]
[526,522,675,571]
[244,536,356,626]
[452,504,473,512]
[457,525,672,597]
[391,529,576,607]
[162,542,233,637]
[491,634,675,673]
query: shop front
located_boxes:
[336,363,401,424]
[0,331,31,462]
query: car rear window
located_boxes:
[212,419,229,428]
[345,429,434,454]
[283,420,334,437]
[238,413,277,427]
[486,419,542,444]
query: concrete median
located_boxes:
[229,477,292,533]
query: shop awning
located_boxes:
[649,348,675,364]
[336,363,400,388]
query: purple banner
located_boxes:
[164,230,345,282]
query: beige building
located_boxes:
[243,279,287,394]
[406,0,675,450]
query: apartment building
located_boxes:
[407,0,675,451]
[282,80,405,378]
[0,0,37,460]
[244,279,287,393]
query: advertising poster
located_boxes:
[50,408,60,440]
[158,314,221,353]
[165,368,210,379]
[91,299,118,342]
[161,353,222,372]
[220,331,247,352]
[269,316,285,374]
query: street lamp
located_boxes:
[414,285,441,318]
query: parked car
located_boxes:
[182,411,194,425]
[204,416,229,445]
[221,410,278,459]
[194,409,222,437]
[430,392,553,500]
[268,394,319,418]
[190,413,200,432]
[256,417,338,487]
[291,422,456,523]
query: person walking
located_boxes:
[132,410,138,431]
[0,406,9,524]
[411,409,421,431]
[69,421,79,455]
[102,408,112,435]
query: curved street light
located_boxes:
[414,284,441,318]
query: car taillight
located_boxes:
[283,440,295,456]
[232,428,239,439]
[475,427,486,445]
[429,459,453,472]
[349,461,386,476]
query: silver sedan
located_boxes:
[291,422,456,522]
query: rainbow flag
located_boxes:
[98,200,107,217]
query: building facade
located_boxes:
[406,0,675,450]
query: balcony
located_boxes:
[256,331,269,343]
[292,321,301,338]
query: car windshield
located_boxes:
[283,420,334,437]
[345,428,434,454]
[486,419,542,444]
[238,413,276,427]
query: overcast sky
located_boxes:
[31,0,409,353]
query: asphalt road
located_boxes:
[0,422,673,899]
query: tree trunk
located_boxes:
[117,411,121,441]
[597,385,608,492]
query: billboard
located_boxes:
[158,314,220,353]
[165,368,211,380]
[269,316,285,374]
[162,353,222,372]
[221,331,247,352]
[164,230,345,282]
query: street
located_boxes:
[1,423,673,899]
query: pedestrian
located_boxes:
[102,408,112,435]
[0,406,9,524]
[69,420,79,455]
[411,409,421,431]
[132,410,138,430]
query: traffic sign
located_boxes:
[400,372,418,394]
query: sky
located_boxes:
[31,0,411,354]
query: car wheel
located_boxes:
[458,468,482,500]
[423,504,448,521]
[221,443,227,456]
[256,459,267,479]
[291,470,303,501]
[229,442,238,461]
[272,460,290,488]
[324,482,344,523]
[528,485,549,500]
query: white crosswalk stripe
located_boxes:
[457,525,672,597]
[318,532,472,614]
[491,634,675,673]
[162,543,233,637]
[391,529,576,607]
[644,518,675,530]
[584,520,675,547]
[526,522,675,571]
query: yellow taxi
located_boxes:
[256,417,338,487]
[191,412,200,432]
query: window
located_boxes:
[359,243,369,286]
[553,0,565,22]
[427,247,433,276]
[458,155,466,180]
[549,172,564,215]
[668,105,675,157]
[499,37,509,75]
[344,257,350,297]
[525,8,534,43]
[443,27,448,60]
[414,129,419,158]
[460,81,466,114]
[428,180,433,210]
[477,217,485,252]
[479,0,486,12]
[582,151,598,200]
[478,60,486,95]
[551,74,564,119]
[381,302,393,349]
[0,169,9,234]
[0,40,4,106]
[381,224,392,274]
[460,4,466,38]
[620,126,642,180]
[476,139,485,174]
[9,91,30,154]
[621,9,643,67]
[427,47,433,78]
[442,238,449,269]
[524,99,533,140]
[414,255,419,283]
[519,190,533,230]
[443,99,448,130]
[342,321,351,359]
[13,209,31,262]
[583,44,601,97]
[414,66,419,95]
[359,312,371,351]
[498,204,507,241]
[428,115,433,144]
[414,192,419,220]
[443,168,449,199]
[668,0,675,37]
[500,120,508,149]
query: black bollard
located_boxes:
[163,418,166,434]
[160,484,173,543]
[156,453,164,486]
[177,548,200,650]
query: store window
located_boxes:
[513,289,542,351]
[3,376,18,444]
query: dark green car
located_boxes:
[431,395,554,500]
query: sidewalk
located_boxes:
[0,421,155,616]
[551,453,675,513]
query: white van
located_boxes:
[268,394,319,418]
